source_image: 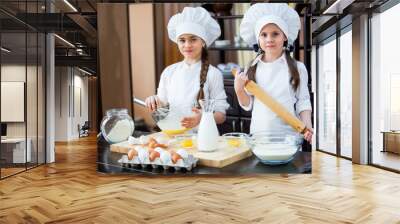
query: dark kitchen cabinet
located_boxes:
[206,9,254,135]
[218,78,252,135]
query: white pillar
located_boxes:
[352,14,369,164]
[46,32,55,163]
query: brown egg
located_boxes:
[148,137,157,145]
[149,151,160,161]
[148,147,155,153]
[148,141,158,149]
[155,143,168,149]
[127,148,138,160]
[171,151,182,164]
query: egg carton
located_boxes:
[118,154,199,171]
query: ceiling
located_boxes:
[0,0,393,75]
[1,0,98,74]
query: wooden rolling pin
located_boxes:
[232,69,307,134]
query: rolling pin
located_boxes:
[231,69,307,134]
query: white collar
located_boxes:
[255,53,287,66]
[182,60,202,70]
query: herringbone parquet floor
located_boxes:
[1,136,400,224]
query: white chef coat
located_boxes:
[157,60,230,114]
[240,54,312,134]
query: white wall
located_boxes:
[1,82,25,122]
[55,66,69,141]
[55,67,89,141]
[1,65,34,138]
[1,66,26,138]
[1,63,46,163]
[72,72,89,138]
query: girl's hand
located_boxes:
[234,70,248,93]
[145,95,162,112]
[299,111,313,144]
[303,126,313,143]
[181,108,202,129]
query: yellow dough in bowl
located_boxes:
[162,128,189,136]
[180,139,193,148]
[227,139,241,147]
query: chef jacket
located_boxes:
[240,53,312,134]
[157,60,230,115]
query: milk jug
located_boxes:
[197,99,219,152]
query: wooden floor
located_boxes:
[372,150,400,171]
[1,164,45,178]
[1,167,26,178]
[1,136,400,223]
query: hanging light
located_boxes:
[1,47,11,53]
[63,0,78,12]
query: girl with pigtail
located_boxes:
[145,7,229,129]
[235,3,313,142]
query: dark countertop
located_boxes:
[97,132,312,176]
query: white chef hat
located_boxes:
[167,7,221,47]
[240,3,300,47]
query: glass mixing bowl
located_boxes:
[173,134,197,149]
[247,131,303,165]
[222,132,249,148]
[156,103,195,136]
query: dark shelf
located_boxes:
[209,45,253,51]
[213,15,243,19]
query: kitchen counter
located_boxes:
[97,132,312,175]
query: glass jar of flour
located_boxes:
[100,108,134,144]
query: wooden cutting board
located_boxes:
[186,139,252,168]
[110,135,252,168]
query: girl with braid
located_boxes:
[145,7,229,129]
[235,3,313,143]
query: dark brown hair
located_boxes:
[197,46,209,101]
[247,42,300,91]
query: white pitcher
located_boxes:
[197,99,219,152]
